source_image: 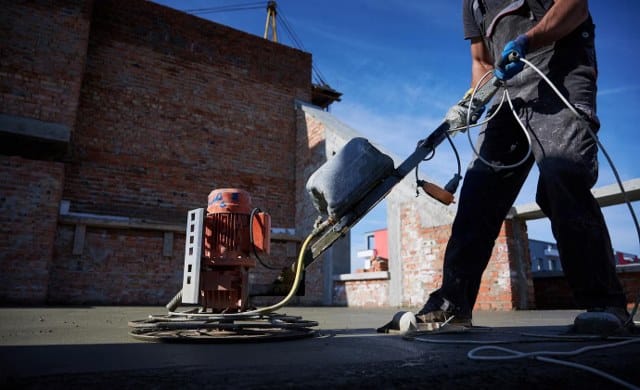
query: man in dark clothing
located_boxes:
[416,0,632,334]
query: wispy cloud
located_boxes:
[598,84,640,97]
[333,100,440,157]
[332,98,481,188]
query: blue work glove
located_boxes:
[494,34,529,81]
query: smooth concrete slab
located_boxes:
[0,306,638,389]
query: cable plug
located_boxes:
[444,174,462,194]
[417,179,455,205]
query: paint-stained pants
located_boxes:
[430,95,627,316]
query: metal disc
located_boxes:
[129,325,316,343]
[128,312,317,343]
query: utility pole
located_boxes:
[263,1,278,42]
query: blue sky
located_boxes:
[153,1,640,267]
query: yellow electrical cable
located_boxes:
[243,230,317,315]
[168,228,320,319]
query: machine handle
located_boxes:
[507,51,520,63]
[307,78,503,262]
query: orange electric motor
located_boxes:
[205,188,270,258]
[200,188,270,312]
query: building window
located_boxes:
[366,234,375,250]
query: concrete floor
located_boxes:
[1,306,639,389]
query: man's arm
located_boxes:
[470,37,494,87]
[525,0,589,51]
[495,0,589,80]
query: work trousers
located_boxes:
[432,88,627,316]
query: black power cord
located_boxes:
[414,130,463,197]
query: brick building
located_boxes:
[1,0,333,305]
[3,0,636,311]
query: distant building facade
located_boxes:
[529,238,639,274]
[529,239,563,273]
[355,229,389,272]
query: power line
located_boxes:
[184,2,265,15]
[183,1,332,87]
[275,7,328,86]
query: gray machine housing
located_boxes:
[306,137,395,220]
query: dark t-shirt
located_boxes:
[462,0,555,40]
[461,0,599,121]
[462,0,482,39]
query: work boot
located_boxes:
[572,307,635,335]
[414,295,472,331]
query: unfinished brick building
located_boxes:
[1,0,336,305]
[3,0,636,310]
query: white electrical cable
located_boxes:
[448,86,507,134]
[419,57,640,390]
[453,58,639,254]
[519,58,579,116]
[467,87,534,169]
[413,334,640,389]
[467,338,640,389]
[444,68,534,170]
[455,68,534,170]
[519,58,640,250]
[448,70,504,134]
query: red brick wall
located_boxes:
[49,226,184,304]
[400,208,450,308]
[52,0,312,304]
[619,268,640,307]
[63,0,311,223]
[0,0,92,128]
[249,240,301,289]
[399,202,529,310]
[333,279,389,307]
[503,219,535,309]
[534,267,640,310]
[532,275,575,309]
[47,230,305,305]
[293,107,332,305]
[295,106,328,234]
[0,0,91,304]
[474,220,532,310]
[2,0,318,304]
[0,156,64,303]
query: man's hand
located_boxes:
[445,88,485,132]
[494,34,529,80]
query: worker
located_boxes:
[416,0,633,334]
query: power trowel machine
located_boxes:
[128,77,500,342]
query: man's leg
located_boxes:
[419,108,533,320]
[534,108,626,310]
[533,106,630,333]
